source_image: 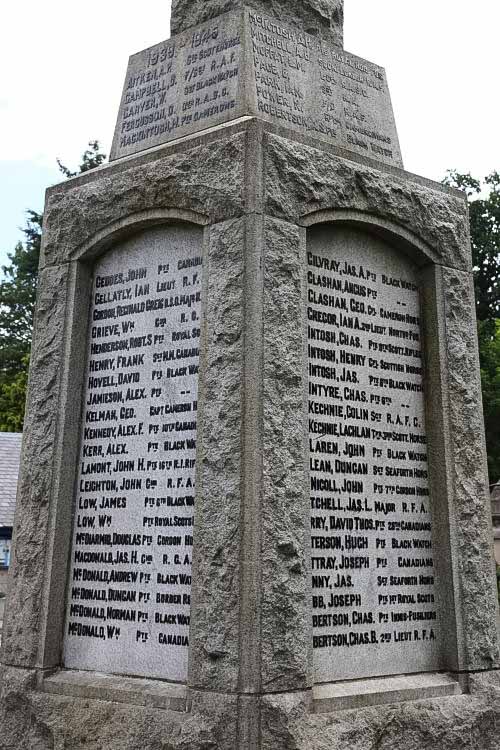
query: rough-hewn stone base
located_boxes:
[0,666,238,750]
[1,666,499,750]
[261,672,500,750]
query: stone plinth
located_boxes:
[0,114,498,749]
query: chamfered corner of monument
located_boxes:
[188,217,246,692]
[261,216,311,692]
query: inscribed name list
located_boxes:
[246,12,402,167]
[63,225,202,682]
[308,227,443,683]
[110,15,244,160]
[110,8,402,168]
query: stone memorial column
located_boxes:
[1,2,499,749]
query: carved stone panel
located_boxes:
[307,225,444,683]
[64,224,203,682]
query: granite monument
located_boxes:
[1,1,499,748]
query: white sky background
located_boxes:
[0,0,499,266]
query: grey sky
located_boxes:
[1,0,498,266]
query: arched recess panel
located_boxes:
[63,223,203,682]
[306,223,449,684]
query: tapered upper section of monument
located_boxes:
[170,0,344,47]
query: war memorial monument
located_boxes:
[1,1,499,747]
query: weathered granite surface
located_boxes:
[443,267,500,670]
[189,218,245,692]
[261,673,500,749]
[171,0,344,46]
[1,668,498,750]
[1,265,69,669]
[261,217,310,693]
[41,131,248,269]
[0,667,238,750]
[264,132,471,271]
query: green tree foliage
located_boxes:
[444,171,500,482]
[479,319,500,481]
[0,212,41,375]
[0,142,106,431]
[445,171,500,322]
[0,355,29,432]
[57,140,106,179]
